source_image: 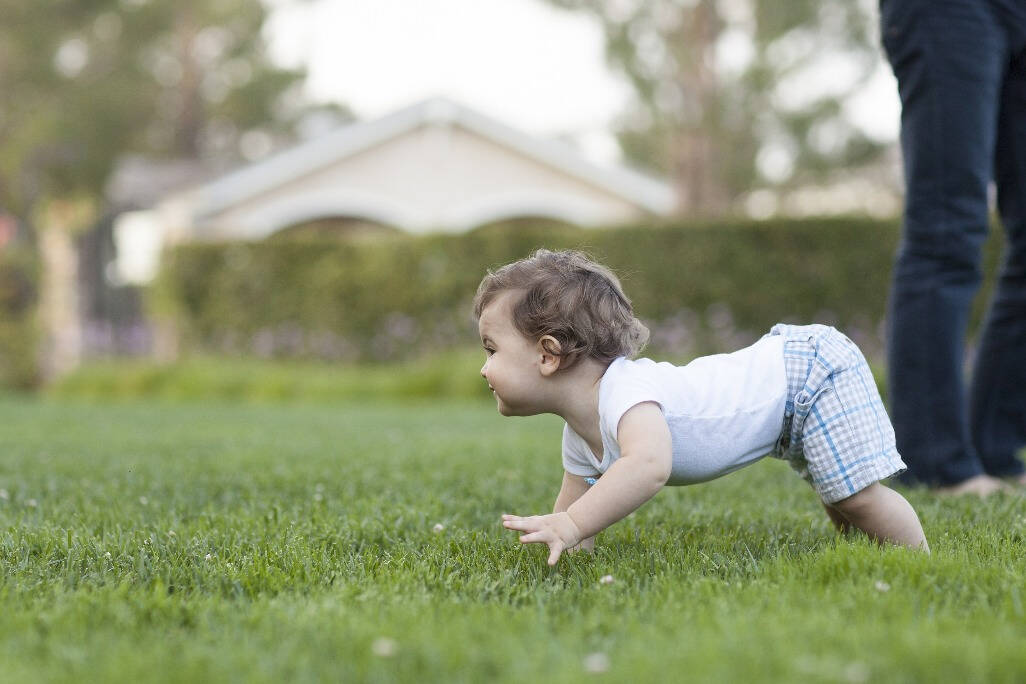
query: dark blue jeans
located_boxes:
[881,0,1026,486]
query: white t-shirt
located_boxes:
[562,335,787,486]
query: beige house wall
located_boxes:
[197,123,651,239]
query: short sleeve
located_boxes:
[562,424,600,476]
[600,359,664,443]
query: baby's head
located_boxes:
[473,249,649,371]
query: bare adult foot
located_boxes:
[934,474,1013,497]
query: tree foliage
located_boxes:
[0,0,341,242]
[547,0,885,215]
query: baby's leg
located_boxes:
[821,501,850,533]
[827,482,929,552]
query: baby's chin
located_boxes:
[496,399,539,418]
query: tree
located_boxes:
[0,0,345,382]
[0,0,344,245]
[547,0,885,216]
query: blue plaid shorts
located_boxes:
[766,324,907,503]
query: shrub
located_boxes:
[152,216,1005,364]
[52,350,489,402]
[0,248,40,390]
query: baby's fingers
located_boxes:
[516,530,551,545]
[515,530,563,564]
[547,543,564,566]
[502,517,538,533]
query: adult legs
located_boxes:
[882,0,1007,486]
[970,44,1026,480]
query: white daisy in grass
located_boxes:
[583,652,610,674]
[371,637,398,657]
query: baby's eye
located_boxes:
[484,347,495,356]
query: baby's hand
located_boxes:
[568,536,595,554]
[501,511,582,566]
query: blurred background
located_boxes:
[0,0,1001,400]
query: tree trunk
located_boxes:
[674,0,730,217]
[174,8,204,158]
[675,132,730,217]
[39,206,83,381]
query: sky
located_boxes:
[264,0,901,168]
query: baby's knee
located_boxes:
[829,482,882,518]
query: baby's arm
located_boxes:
[502,402,672,565]
[552,472,596,552]
[563,402,672,538]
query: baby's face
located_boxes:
[478,291,545,416]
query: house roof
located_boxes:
[183,97,676,220]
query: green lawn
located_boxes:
[1,396,1024,683]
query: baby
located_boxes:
[475,249,929,565]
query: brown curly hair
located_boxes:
[473,249,649,370]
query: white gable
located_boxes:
[157,98,676,242]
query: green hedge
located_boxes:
[0,248,40,390]
[153,217,1004,363]
[52,350,490,402]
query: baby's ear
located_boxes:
[539,336,562,376]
